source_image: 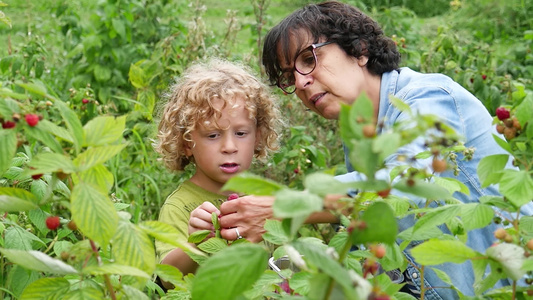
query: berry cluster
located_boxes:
[1,113,41,129]
[495,107,521,140]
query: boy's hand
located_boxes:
[188,202,220,238]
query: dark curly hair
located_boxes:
[262,1,400,86]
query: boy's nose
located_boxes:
[222,136,238,153]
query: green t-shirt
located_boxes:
[155,180,225,262]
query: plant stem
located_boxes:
[90,240,116,300]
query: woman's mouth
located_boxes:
[309,93,326,106]
[220,163,239,173]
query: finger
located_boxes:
[199,201,221,215]
[219,199,238,215]
[218,212,239,229]
[189,216,215,231]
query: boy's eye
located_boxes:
[236,131,247,137]
[207,133,219,139]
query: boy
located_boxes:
[153,58,281,287]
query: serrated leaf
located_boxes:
[83,116,126,146]
[498,169,533,207]
[459,203,494,230]
[72,164,114,192]
[112,219,155,277]
[15,80,47,97]
[262,219,290,245]
[486,243,526,280]
[0,187,39,212]
[5,225,45,250]
[222,172,283,195]
[303,172,353,197]
[0,248,78,274]
[24,125,64,154]
[197,237,228,254]
[37,119,73,143]
[55,101,84,154]
[0,130,17,175]
[273,189,323,219]
[192,244,268,300]
[19,277,70,300]
[430,267,453,286]
[491,134,512,154]
[434,176,470,196]
[140,221,204,256]
[413,205,461,235]
[154,264,185,289]
[83,263,150,278]
[394,178,452,200]
[63,286,104,299]
[352,201,398,245]
[410,239,479,265]
[477,154,509,187]
[27,152,76,175]
[188,230,211,244]
[74,144,127,171]
[71,182,118,246]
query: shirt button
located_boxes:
[412,272,418,279]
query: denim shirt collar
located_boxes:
[377,68,400,133]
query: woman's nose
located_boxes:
[294,72,313,90]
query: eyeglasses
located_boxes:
[277,41,333,94]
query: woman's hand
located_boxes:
[188,201,220,238]
[218,195,275,243]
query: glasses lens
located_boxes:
[294,47,316,75]
[278,72,296,94]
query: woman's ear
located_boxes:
[357,56,369,67]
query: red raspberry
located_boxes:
[25,114,39,127]
[2,121,16,129]
[31,173,43,180]
[82,98,89,104]
[377,189,390,198]
[46,216,61,230]
[495,107,510,121]
[227,193,239,201]
[482,74,487,80]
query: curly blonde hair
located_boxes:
[154,58,282,171]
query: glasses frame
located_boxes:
[277,41,333,94]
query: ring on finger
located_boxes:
[235,227,243,240]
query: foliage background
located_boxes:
[0,0,532,298]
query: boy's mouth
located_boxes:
[220,163,239,173]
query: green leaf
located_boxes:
[197,237,228,254]
[5,225,45,250]
[262,219,290,245]
[112,219,156,277]
[188,230,210,244]
[63,286,104,299]
[71,182,118,246]
[72,164,114,192]
[74,144,127,171]
[192,244,268,300]
[273,189,323,219]
[413,205,461,235]
[459,203,494,231]
[303,172,353,197]
[430,267,453,286]
[389,95,412,114]
[83,115,126,146]
[522,258,533,271]
[292,240,355,293]
[55,101,84,154]
[486,243,526,280]
[0,248,78,274]
[94,65,111,82]
[410,239,479,265]
[352,201,398,245]
[222,172,283,195]
[129,62,147,88]
[83,263,150,278]
[140,221,204,256]
[27,153,76,175]
[37,119,73,143]
[19,277,70,300]
[498,169,533,207]
[477,154,509,187]
[0,187,39,212]
[15,80,47,97]
[394,179,452,200]
[434,176,470,196]
[154,264,185,290]
[24,125,64,154]
[373,132,401,161]
[519,216,533,239]
[0,130,17,175]
[491,134,512,154]
[112,19,126,39]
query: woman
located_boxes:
[220,1,533,299]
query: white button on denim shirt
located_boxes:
[335,67,533,299]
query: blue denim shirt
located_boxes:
[335,67,533,299]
